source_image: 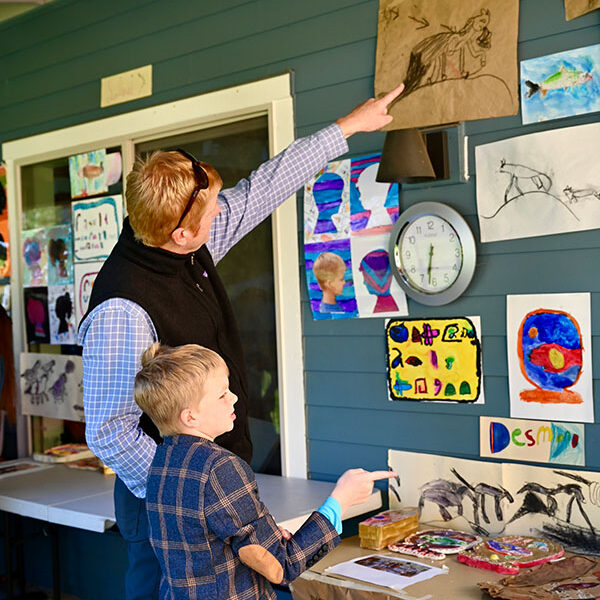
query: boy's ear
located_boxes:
[179,407,195,428]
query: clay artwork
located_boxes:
[389,529,481,560]
[458,536,564,574]
[358,508,419,550]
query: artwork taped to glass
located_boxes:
[22,228,48,287]
[386,316,482,403]
[72,195,123,262]
[68,149,108,199]
[74,261,102,327]
[480,416,585,466]
[564,0,600,20]
[105,152,123,186]
[388,449,600,555]
[375,0,519,130]
[304,155,408,320]
[48,285,76,345]
[475,122,600,242]
[20,352,84,422]
[24,287,49,344]
[0,164,10,278]
[520,44,600,125]
[47,225,74,286]
[506,293,594,423]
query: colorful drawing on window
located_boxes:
[48,285,76,345]
[22,228,48,287]
[47,225,74,286]
[0,164,10,278]
[23,287,50,344]
[386,316,482,403]
[480,416,585,466]
[304,159,350,243]
[68,149,108,199]
[74,261,102,327]
[475,122,600,242]
[19,352,84,422]
[564,0,600,20]
[507,293,594,423]
[350,154,399,235]
[105,151,123,187]
[520,44,600,125]
[72,195,123,262]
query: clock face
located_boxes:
[396,215,463,294]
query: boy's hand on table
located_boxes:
[330,469,398,515]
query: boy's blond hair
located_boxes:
[134,343,225,436]
[313,252,346,288]
[126,151,223,247]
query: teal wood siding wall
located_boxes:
[1,1,599,598]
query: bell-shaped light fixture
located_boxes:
[376,128,436,184]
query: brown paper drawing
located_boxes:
[564,0,600,20]
[375,0,519,129]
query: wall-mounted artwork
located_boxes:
[350,154,399,235]
[386,316,482,402]
[388,450,600,555]
[507,293,594,424]
[564,0,600,20]
[74,261,102,327]
[0,164,10,278]
[23,287,50,344]
[480,416,585,466]
[72,195,123,262]
[22,228,48,287]
[520,44,600,124]
[68,149,108,199]
[105,152,123,187]
[375,0,519,130]
[475,122,600,242]
[304,160,350,243]
[48,285,76,345]
[47,225,74,286]
[19,352,84,422]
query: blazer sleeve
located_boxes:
[204,453,340,584]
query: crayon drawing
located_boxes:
[564,0,600,20]
[521,44,600,125]
[305,239,358,320]
[350,154,399,235]
[19,352,84,422]
[23,287,50,344]
[388,450,600,554]
[22,228,48,287]
[48,285,76,345]
[386,316,482,403]
[72,195,123,262]
[68,149,108,199]
[0,165,10,278]
[74,261,102,327]
[507,293,593,423]
[304,160,350,243]
[475,122,600,242]
[47,225,74,286]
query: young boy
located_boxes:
[313,251,347,314]
[134,342,395,600]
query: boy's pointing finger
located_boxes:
[367,470,398,481]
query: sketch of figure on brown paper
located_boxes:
[375,0,519,130]
[564,0,600,20]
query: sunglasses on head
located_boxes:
[171,148,210,233]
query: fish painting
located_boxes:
[525,65,592,99]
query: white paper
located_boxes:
[48,284,77,345]
[74,261,103,327]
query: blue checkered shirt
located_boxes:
[79,124,348,498]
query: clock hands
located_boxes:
[428,243,434,284]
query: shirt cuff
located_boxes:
[317,496,343,534]
[317,123,349,162]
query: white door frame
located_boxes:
[2,73,308,478]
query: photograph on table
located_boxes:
[386,316,482,403]
[47,224,74,286]
[350,154,399,235]
[388,449,600,554]
[520,44,599,124]
[304,159,350,243]
[48,285,76,345]
[564,0,600,20]
[506,293,594,423]
[74,261,103,327]
[72,195,123,262]
[19,352,84,422]
[0,164,10,278]
[375,0,519,129]
[68,149,108,199]
[350,233,408,318]
[22,227,48,287]
[24,287,50,344]
[475,122,600,242]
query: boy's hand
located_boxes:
[278,526,292,541]
[331,469,398,515]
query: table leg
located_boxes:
[3,512,13,600]
[49,525,60,600]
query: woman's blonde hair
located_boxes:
[126,151,222,247]
[133,343,225,436]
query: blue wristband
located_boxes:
[317,496,342,534]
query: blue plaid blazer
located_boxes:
[146,435,340,599]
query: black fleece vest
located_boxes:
[84,218,252,463]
